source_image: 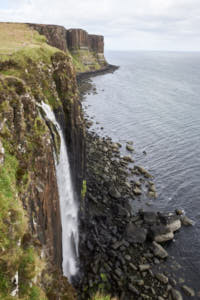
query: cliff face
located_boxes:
[67,29,88,50]
[29,23,68,51]
[0,23,82,299]
[88,34,104,53]
[28,24,107,72]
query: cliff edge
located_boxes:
[0,22,84,299]
[29,23,108,73]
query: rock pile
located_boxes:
[76,126,194,300]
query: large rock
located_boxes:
[153,241,168,259]
[133,186,142,195]
[182,285,195,297]
[149,224,174,243]
[123,155,134,162]
[109,186,121,199]
[155,273,168,284]
[180,216,194,226]
[171,288,183,300]
[126,144,134,152]
[135,166,152,178]
[125,223,147,243]
[142,212,157,225]
[160,214,181,232]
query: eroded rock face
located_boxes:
[29,23,68,51]
[88,34,104,53]
[0,75,62,267]
[0,48,84,299]
[29,24,107,69]
[67,29,89,50]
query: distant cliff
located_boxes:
[29,24,107,73]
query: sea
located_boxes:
[82,51,200,294]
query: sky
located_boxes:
[0,0,200,51]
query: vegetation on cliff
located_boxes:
[0,23,79,299]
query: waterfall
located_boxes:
[41,102,79,280]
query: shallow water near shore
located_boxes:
[83,50,200,294]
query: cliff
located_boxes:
[0,22,84,299]
[29,24,107,73]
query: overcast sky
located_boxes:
[0,0,200,51]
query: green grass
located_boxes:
[71,50,101,73]
[0,23,48,56]
[92,293,118,300]
[81,179,87,200]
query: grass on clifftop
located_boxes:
[0,23,46,55]
[0,23,61,65]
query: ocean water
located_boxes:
[83,51,200,293]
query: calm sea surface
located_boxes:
[83,51,200,293]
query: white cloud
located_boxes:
[0,0,200,50]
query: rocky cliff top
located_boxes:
[28,23,105,54]
[27,23,107,72]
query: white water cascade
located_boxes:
[41,102,79,280]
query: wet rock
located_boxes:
[152,241,168,259]
[117,205,130,218]
[127,141,133,145]
[132,279,144,286]
[115,268,123,277]
[182,285,195,297]
[155,273,168,284]
[129,263,137,271]
[125,255,131,261]
[149,184,156,193]
[139,264,150,272]
[111,143,119,150]
[103,146,108,152]
[148,191,158,198]
[169,278,177,287]
[125,223,147,243]
[175,209,184,216]
[171,288,183,300]
[180,216,194,226]
[125,181,132,189]
[142,212,157,225]
[165,216,181,232]
[109,186,121,199]
[133,186,142,195]
[135,166,152,178]
[126,144,134,152]
[112,241,123,250]
[150,224,174,243]
[123,155,134,163]
[128,284,139,295]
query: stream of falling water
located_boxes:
[41,102,79,280]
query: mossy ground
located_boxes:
[92,293,118,300]
[0,146,46,299]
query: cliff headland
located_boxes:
[0,22,193,300]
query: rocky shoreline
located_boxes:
[76,64,119,81]
[74,77,195,300]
